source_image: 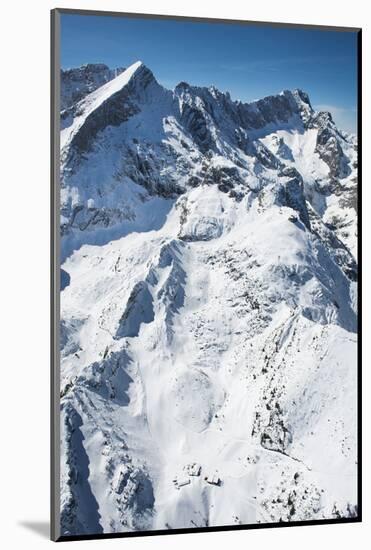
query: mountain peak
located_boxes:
[292,88,312,106]
[126,60,143,73]
[108,60,144,88]
[63,62,110,74]
[61,63,126,110]
[78,61,156,105]
[59,58,358,535]
[61,61,159,153]
[118,60,158,90]
[275,88,314,124]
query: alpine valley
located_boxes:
[59,61,358,535]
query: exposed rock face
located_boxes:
[59,61,358,536]
[61,63,125,110]
[115,281,155,339]
[310,111,350,179]
[60,62,357,261]
[62,64,158,160]
[175,85,216,153]
[277,171,311,229]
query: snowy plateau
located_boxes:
[59,61,358,536]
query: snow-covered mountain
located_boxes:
[59,61,358,536]
[61,63,125,111]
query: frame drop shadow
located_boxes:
[18,521,49,539]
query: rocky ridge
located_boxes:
[59,61,358,536]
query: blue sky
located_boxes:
[61,14,358,133]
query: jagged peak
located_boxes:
[175,80,230,100]
[280,88,312,107]
[311,110,334,125]
[60,63,128,111]
[65,62,110,72]
[174,77,313,120]
[76,61,154,114]
[61,61,157,151]
[175,81,191,91]
[240,88,312,113]
[79,61,157,106]
[294,88,312,106]
[109,60,143,85]
[174,81,208,100]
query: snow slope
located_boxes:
[59,62,358,536]
[61,63,125,111]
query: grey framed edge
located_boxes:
[50,8,363,542]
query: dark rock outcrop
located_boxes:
[61,63,125,110]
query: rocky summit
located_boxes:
[59,61,358,535]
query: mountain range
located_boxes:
[59,61,358,535]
